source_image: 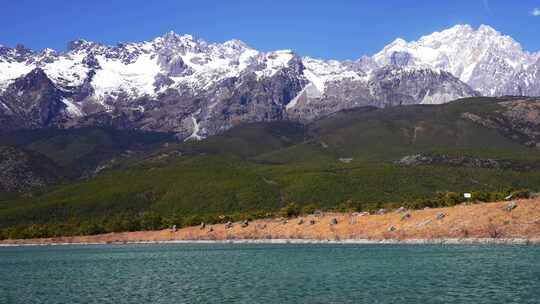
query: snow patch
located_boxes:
[286,85,307,110]
[62,98,83,117]
[301,57,365,95]
[255,50,295,78]
[184,115,203,141]
[0,60,34,91]
[91,53,162,99]
[43,53,89,87]
[303,69,325,93]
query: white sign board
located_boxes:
[464,193,472,199]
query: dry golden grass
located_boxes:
[3,199,540,245]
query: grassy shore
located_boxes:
[2,198,540,245]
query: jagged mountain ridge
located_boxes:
[0,24,536,139]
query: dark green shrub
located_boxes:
[472,191,491,202]
[511,189,532,199]
[162,214,184,227]
[183,215,203,227]
[139,211,164,230]
[280,203,300,218]
[77,222,106,236]
[302,204,319,215]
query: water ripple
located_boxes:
[1,244,539,303]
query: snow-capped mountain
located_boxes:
[0,32,308,137]
[287,64,477,121]
[1,24,536,139]
[373,24,540,96]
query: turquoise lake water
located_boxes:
[1,243,539,303]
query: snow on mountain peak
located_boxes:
[0,60,35,91]
[0,25,527,139]
[1,24,539,105]
[67,39,100,52]
[253,50,296,78]
[373,24,536,95]
[91,52,160,99]
[153,31,203,50]
[375,24,527,66]
[301,56,366,94]
[387,38,407,48]
[222,39,250,50]
[40,48,57,56]
[478,24,497,34]
[162,31,193,41]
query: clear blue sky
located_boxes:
[1,0,540,60]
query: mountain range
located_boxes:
[3,95,540,239]
[0,24,539,140]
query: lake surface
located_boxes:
[1,243,539,303]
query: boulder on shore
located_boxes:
[330,218,338,225]
[401,213,412,221]
[503,201,517,212]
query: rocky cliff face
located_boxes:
[287,66,478,121]
[0,68,67,130]
[3,24,537,139]
[503,59,540,97]
[462,98,540,148]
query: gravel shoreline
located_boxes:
[2,238,539,247]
